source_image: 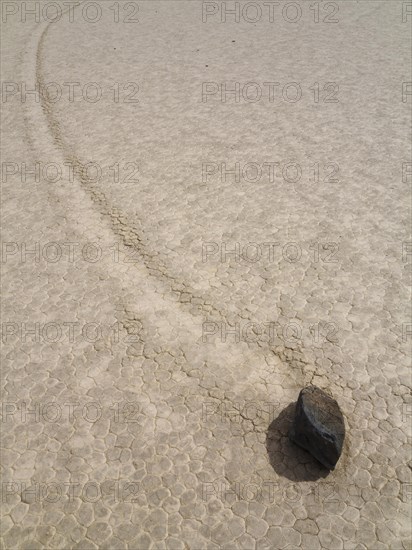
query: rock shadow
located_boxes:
[266,402,330,482]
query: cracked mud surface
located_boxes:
[1,1,411,548]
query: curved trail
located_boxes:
[24,2,315,396]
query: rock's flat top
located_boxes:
[300,386,345,436]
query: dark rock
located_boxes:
[289,386,345,470]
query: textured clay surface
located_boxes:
[1,1,411,549]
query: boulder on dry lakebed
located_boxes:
[289,386,345,470]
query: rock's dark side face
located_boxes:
[289,386,345,470]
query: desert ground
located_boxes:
[1,1,411,548]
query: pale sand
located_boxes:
[1,1,411,548]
